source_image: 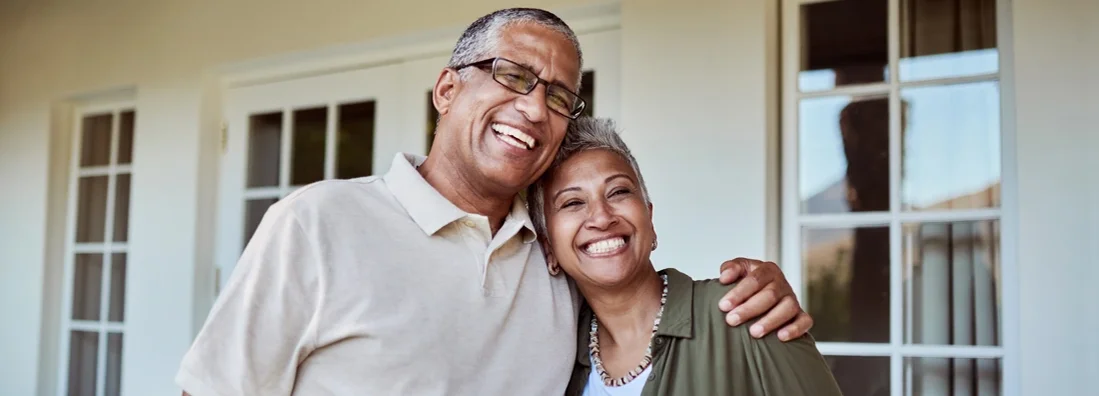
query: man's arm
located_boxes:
[716,258,814,341]
[175,201,322,395]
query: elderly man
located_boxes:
[177,8,812,395]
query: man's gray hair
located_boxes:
[447,8,584,89]
[527,117,651,240]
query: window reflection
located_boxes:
[905,357,1001,396]
[799,0,888,91]
[799,95,890,214]
[802,226,890,343]
[901,82,1001,211]
[900,0,998,81]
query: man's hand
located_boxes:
[717,257,813,342]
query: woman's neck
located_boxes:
[581,269,665,347]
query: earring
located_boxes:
[548,262,561,276]
[651,239,658,251]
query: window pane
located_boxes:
[291,107,327,186]
[900,0,998,82]
[106,333,123,396]
[904,220,1001,346]
[901,82,1000,210]
[72,254,103,321]
[248,112,282,188]
[67,331,98,396]
[76,176,109,243]
[803,226,890,343]
[108,254,127,322]
[905,357,1001,396]
[244,198,278,247]
[80,113,112,167]
[118,110,135,165]
[113,174,130,242]
[426,91,438,154]
[337,101,375,179]
[825,355,890,396]
[799,0,888,92]
[800,95,890,214]
[580,70,595,117]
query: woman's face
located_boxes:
[541,149,656,288]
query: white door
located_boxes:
[216,29,620,288]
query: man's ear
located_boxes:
[433,68,461,117]
[539,237,561,276]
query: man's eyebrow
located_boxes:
[519,61,574,91]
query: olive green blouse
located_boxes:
[564,268,843,396]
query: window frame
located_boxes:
[57,100,135,396]
[778,0,1020,395]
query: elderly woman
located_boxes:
[528,117,843,396]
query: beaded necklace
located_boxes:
[589,274,669,387]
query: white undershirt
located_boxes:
[582,352,652,396]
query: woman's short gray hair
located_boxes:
[527,117,651,240]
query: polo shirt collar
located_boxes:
[382,152,537,243]
[574,267,696,368]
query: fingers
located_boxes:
[723,283,778,327]
[718,263,776,312]
[718,258,749,284]
[777,311,815,342]
[743,295,800,339]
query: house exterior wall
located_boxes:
[0,0,1095,395]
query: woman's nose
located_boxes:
[585,199,617,229]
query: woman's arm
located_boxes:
[744,333,844,396]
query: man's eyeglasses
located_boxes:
[455,57,586,120]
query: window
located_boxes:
[61,105,134,396]
[781,0,1004,395]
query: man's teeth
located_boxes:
[585,237,626,254]
[492,124,535,150]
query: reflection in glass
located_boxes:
[337,101,375,179]
[244,198,278,247]
[109,254,127,322]
[291,107,327,186]
[803,226,889,343]
[106,333,123,396]
[580,70,595,117]
[799,0,887,91]
[901,82,1000,210]
[68,331,99,396]
[76,176,109,243]
[905,357,1001,396]
[81,113,113,167]
[72,254,103,321]
[904,220,1000,347]
[900,0,998,81]
[824,356,890,396]
[247,112,282,188]
[800,95,890,214]
[113,174,130,242]
[426,91,438,154]
[118,111,135,165]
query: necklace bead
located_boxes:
[589,274,669,387]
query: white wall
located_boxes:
[1010,0,1099,394]
[2,0,1097,395]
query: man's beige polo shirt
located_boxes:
[176,153,578,395]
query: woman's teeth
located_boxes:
[585,237,626,254]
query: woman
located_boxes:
[528,117,843,396]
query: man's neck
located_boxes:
[417,154,513,235]
[580,269,665,347]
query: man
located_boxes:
[177,8,812,395]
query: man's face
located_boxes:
[432,23,581,195]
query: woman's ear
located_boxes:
[540,238,561,276]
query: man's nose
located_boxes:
[515,83,549,123]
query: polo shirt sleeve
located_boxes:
[176,201,323,396]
